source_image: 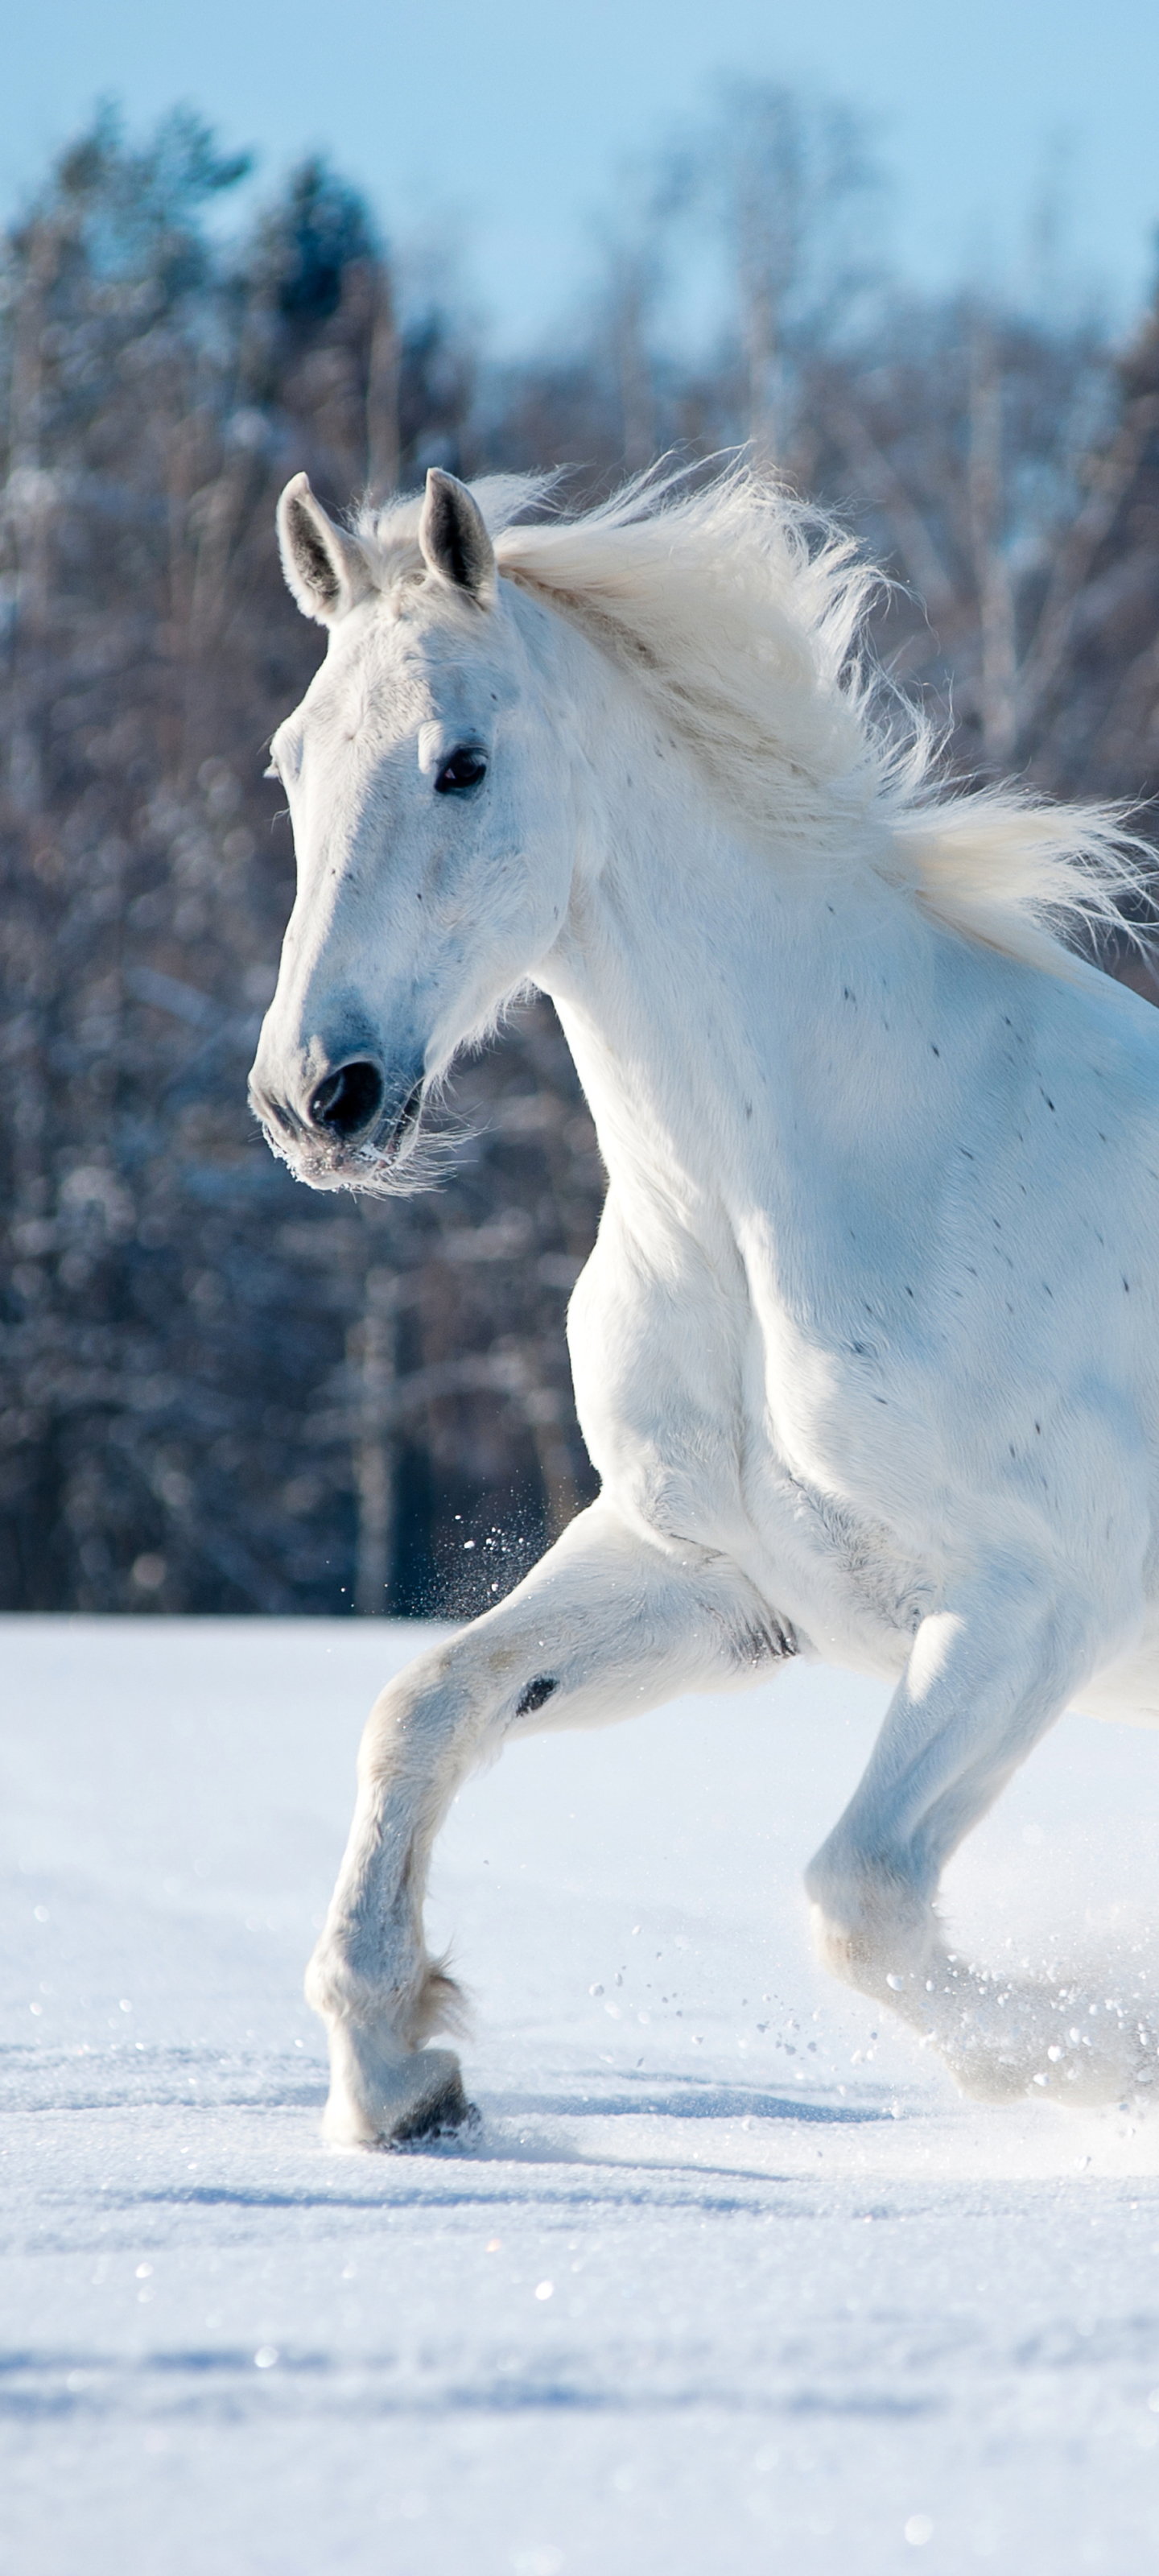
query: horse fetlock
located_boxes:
[306,1923,416,2031]
[322,2017,475,2149]
[307,1920,466,2046]
[807,1885,937,2005]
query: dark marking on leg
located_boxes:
[735,1617,797,1670]
[516,1674,558,1715]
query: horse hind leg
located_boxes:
[805,1571,1157,2105]
[307,1496,794,2147]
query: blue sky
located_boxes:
[4,0,1159,348]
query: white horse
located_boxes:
[250,458,1159,2145]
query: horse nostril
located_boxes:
[308,1059,386,1141]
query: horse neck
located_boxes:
[535,637,937,1235]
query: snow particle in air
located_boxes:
[254,2346,278,2369]
[904,2515,934,2546]
[534,2280,554,2301]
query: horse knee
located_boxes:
[355,1648,478,1797]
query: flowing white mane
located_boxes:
[357,461,1151,980]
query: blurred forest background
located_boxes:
[2,95,1159,1616]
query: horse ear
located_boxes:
[277,473,371,625]
[419,469,496,605]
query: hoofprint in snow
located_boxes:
[250,456,1159,2143]
[2,1616,1159,2576]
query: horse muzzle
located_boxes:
[248,1042,427,1184]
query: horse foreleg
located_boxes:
[307,1498,793,2146]
[804,1568,1149,2102]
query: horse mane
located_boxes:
[357,460,1153,982]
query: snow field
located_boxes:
[2,1615,1159,2573]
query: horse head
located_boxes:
[248,468,577,1190]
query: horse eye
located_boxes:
[435,746,487,795]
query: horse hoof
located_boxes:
[943,2049,1045,2106]
[392,2066,479,2148]
[322,2025,476,2149]
[942,2017,1157,2109]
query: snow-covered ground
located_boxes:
[3,1616,1159,2574]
